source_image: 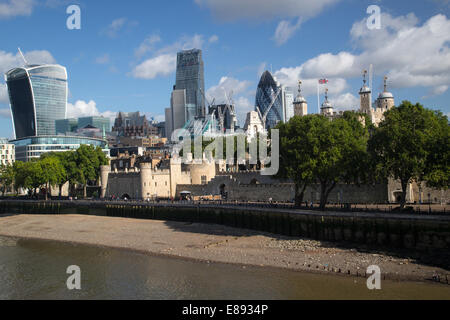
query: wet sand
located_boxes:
[0,214,449,284]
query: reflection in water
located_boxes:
[0,236,449,300]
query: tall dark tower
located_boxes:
[175,49,205,121]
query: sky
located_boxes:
[0,0,449,139]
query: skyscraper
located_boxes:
[255,71,293,130]
[174,49,205,121]
[5,64,68,139]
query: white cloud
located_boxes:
[235,96,254,126]
[0,49,56,75]
[67,100,117,125]
[301,52,356,79]
[329,93,360,111]
[67,100,99,118]
[431,85,449,96]
[206,77,252,103]
[135,34,161,58]
[131,34,213,80]
[132,54,177,80]
[0,83,8,104]
[196,0,340,45]
[206,77,254,126]
[274,13,450,99]
[273,18,302,46]
[209,35,219,43]
[101,17,138,38]
[195,0,340,22]
[0,0,34,19]
[155,34,206,56]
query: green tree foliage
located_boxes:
[278,114,369,209]
[73,145,109,198]
[368,101,449,209]
[39,156,66,200]
[10,145,108,199]
[423,110,449,190]
[0,164,15,196]
[277,116,318,206]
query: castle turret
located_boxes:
[321,88,333,117]
[376,76,395,111]
[359,70,372,115]
[188,153,216,185]
[293,80,308,117]
[140,162,153,200]
[100,165,110,198]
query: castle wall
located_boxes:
[176,177,389,204]
[106,172,141,199]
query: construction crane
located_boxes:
[199,88,215,115]
[222,89,238,133]
[224,91,237,133]
[256,87,282,130]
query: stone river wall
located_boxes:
[0,201,449,250]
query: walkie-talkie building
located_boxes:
[5,64,67,139]
[175,49,205,121]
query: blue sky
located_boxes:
[0,0,449,139]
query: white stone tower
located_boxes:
[140,162,153,200]
[359,70,372,115]
[293,80,308,117]
[100,165,111,198]
[321,88,333,117]
[376,76,395,111]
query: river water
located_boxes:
[0,236,449,300]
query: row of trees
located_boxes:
[0,145,108,200]
[277,101,449,210]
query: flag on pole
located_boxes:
[319,79,329,84]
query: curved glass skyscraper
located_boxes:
[5,64,67,139]
[255,71,293,130]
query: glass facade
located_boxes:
[5,65,67,139]
[255,71,284,130]
[175,49,205,121]
[56,118,78,134]
[11,136,108,162]
[78,116,111,133]
[5,71,36,138]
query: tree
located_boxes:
[39,156,66,200]
[74,145,109,198]
[0,164,15,196]
[18,161,45,197]
[12,161,26,194]
[423,110,449,190]
[277,116,317,206]
[41,152,71,197]
[368,101,448,209]
[313,116,369,210]
[277,114,369,210]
